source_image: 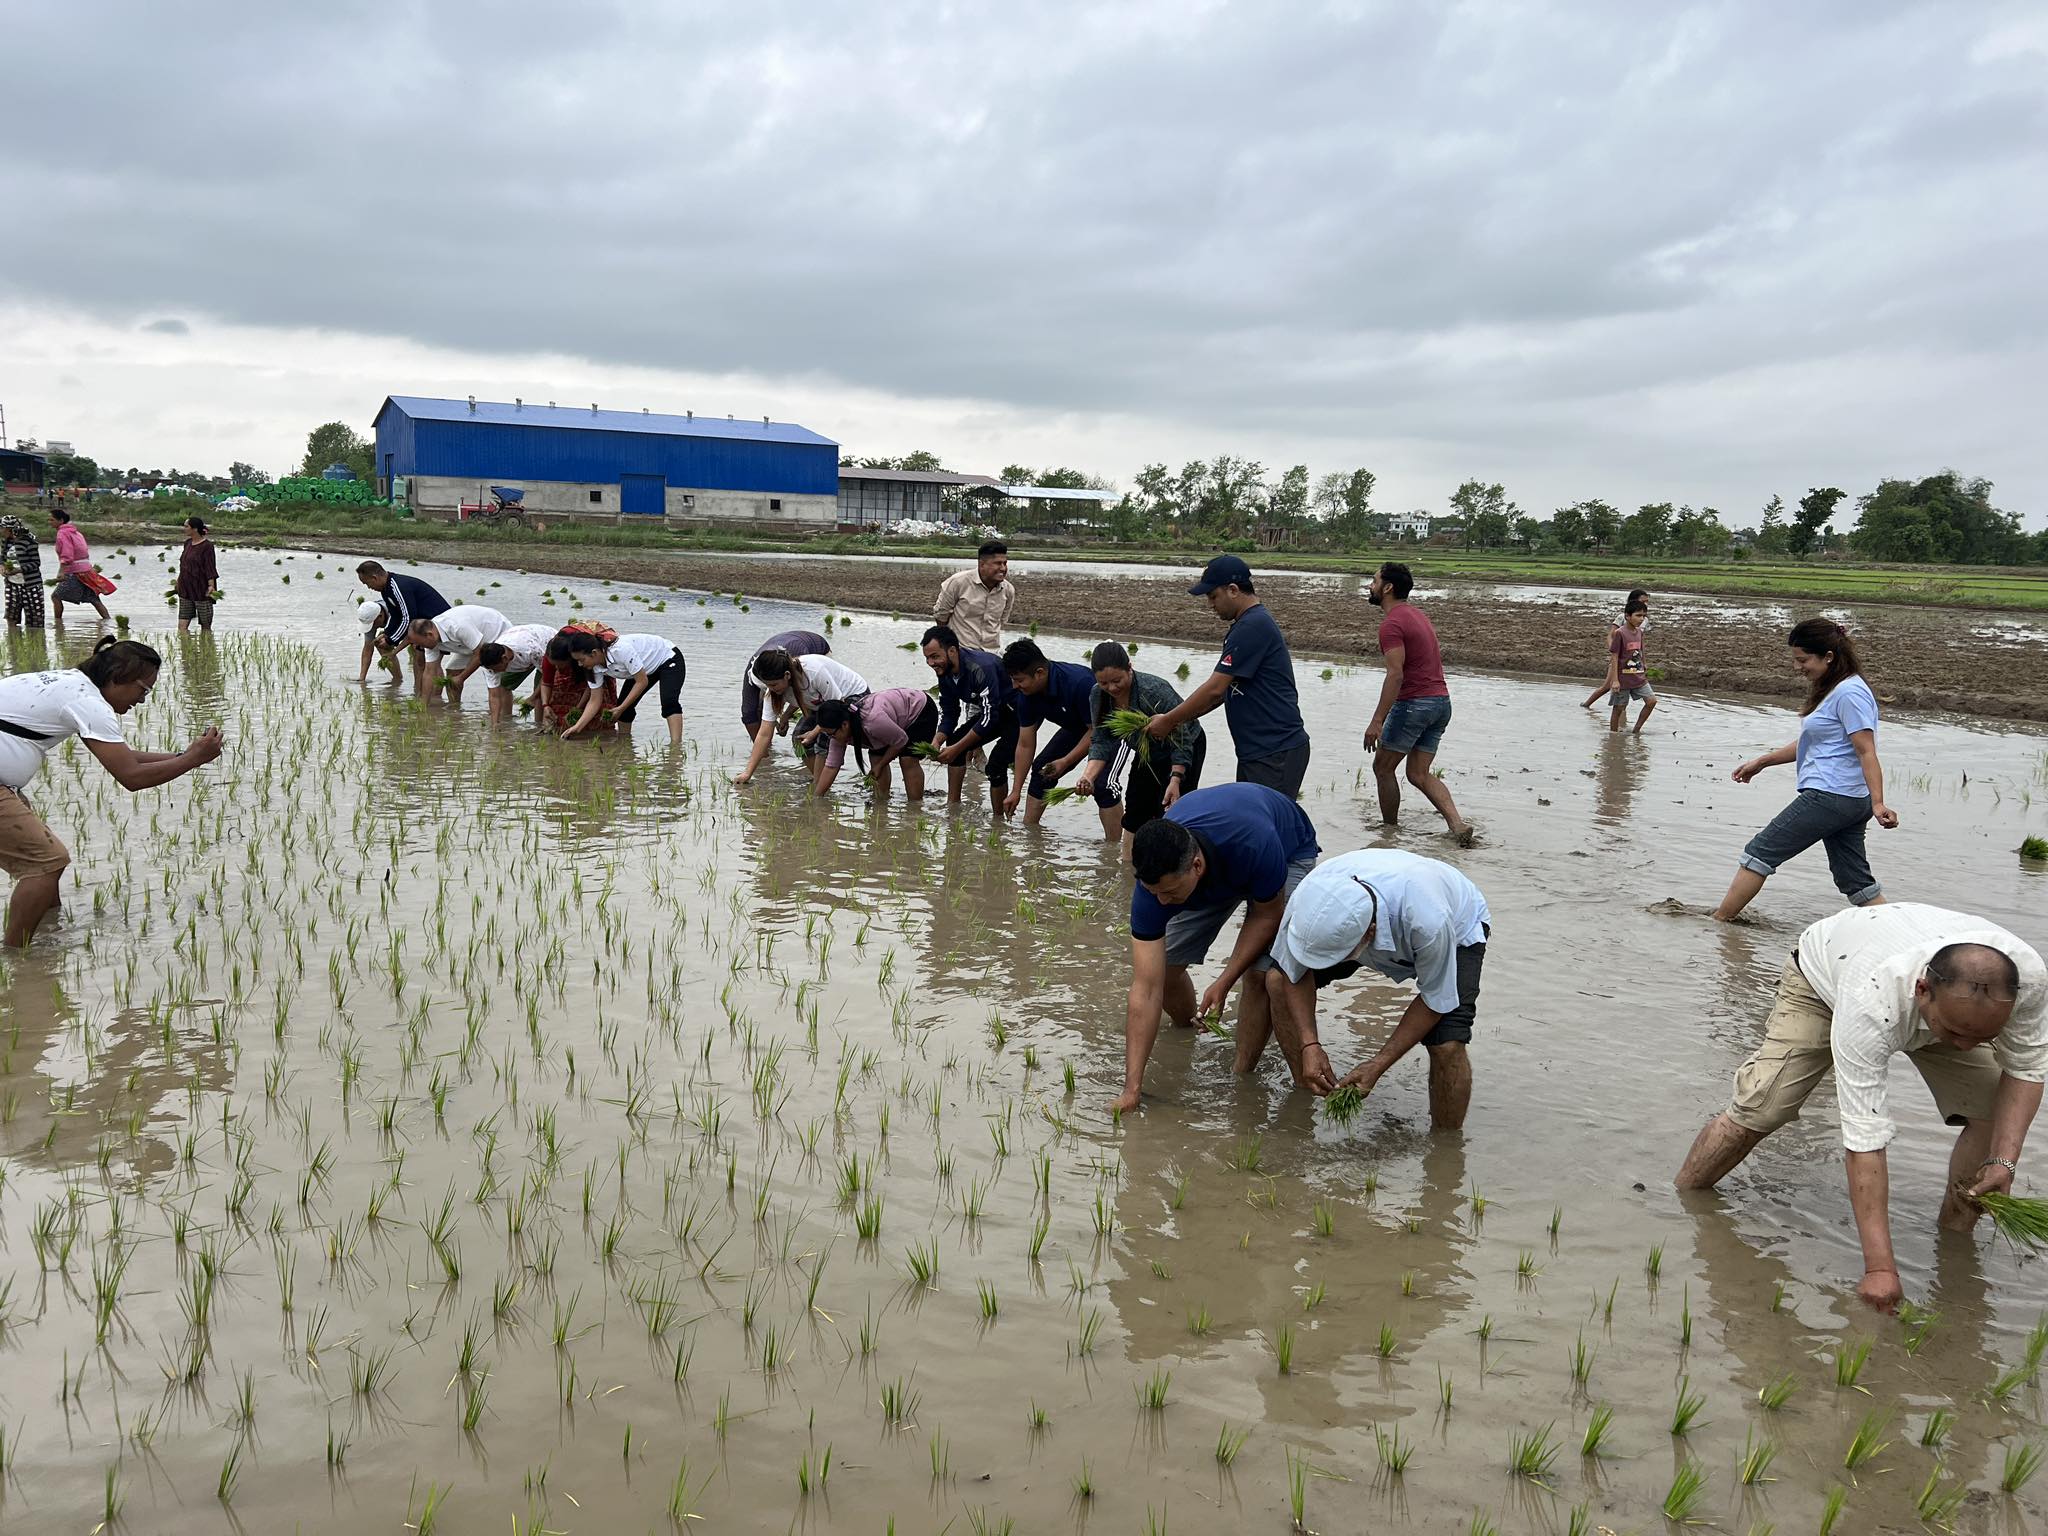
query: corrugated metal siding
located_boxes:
[396,417,838,495]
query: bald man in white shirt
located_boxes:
[1677,902,2046,1313]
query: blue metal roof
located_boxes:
[379,397,835,448]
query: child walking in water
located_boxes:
[1583,587,1649,709]
[1605,596,1657,733]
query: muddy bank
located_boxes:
[313,538,2048,722]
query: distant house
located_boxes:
[1387,510,1433,540]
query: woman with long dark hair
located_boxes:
[1713,619,1895,921]
[0,637,222,947]
[811,689,939,799]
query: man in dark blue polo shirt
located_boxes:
[356,560,451,695]
[1116,782,1321,1113]
[1002,638,1118,838]
[1145,555,1312,798]
[923,624,1020,817]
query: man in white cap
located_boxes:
[1263,848,1490,1130]
[355,598,401,683]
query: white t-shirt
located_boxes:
[488,623,556,679]
[0,671,126,789]
[794,656,870,711]
[594,633,679,682]
[427,605,510,661]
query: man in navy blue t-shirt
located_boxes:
[1116,782,1321,1113]
[924,624,1020,816]
[1002,638,1118,838]
[1145,555,1312,799]
[357,560,451,695]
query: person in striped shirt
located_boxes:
[1677,903,2046,1312]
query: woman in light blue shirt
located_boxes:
[1713,619,1897,921]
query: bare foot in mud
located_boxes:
[1451,824,1478,848]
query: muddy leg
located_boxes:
[1675,1113,1767,1188]
[1938,1119,1992,1231]
[5,870,64,949]
[1426,1042,1472,1129]
[1404,749,1469,838]
[1372,747,1405,824]
[1233,976,1274,1075]
[1712,868,1767,922]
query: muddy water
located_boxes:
[2,546,2045,1534]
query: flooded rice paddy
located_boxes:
[1,546,2045,1534]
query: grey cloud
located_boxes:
[141,318,189,335]
[3,0,2044,515]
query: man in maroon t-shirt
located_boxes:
[1364,562,1473,843]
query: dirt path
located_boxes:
[304,538,2048,723]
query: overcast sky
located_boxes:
[5,1,2046,526]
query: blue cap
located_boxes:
[1188,554,1254,596]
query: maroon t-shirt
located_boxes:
[1609,622,1646,686]
[1377,604,1448,701]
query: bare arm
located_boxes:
[1850,729,1897,827]
[1733,740,1799,782]
[734,720,779,784]
[1199,894,1286,1020]
[1844,1148,1902,1311]
[1117,938,1170,1112]
[562,686,606,739]
[1337,992,1446,1095]
[1147,671,1229,737]
[85,731,223,792]
[1969,1074,2044,1197]
[1264,970,1335,1093]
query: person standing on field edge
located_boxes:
[932,540,1018,652]
[1146,555,1311,799]
[1582,587,1650,709]
[1605,596,1656,734]
[176,517,219,634]
[1365,562,1472,843]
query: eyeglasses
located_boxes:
[1923,964,2017,1004]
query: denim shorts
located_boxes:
[1611,682,1655,705]
[1740,788,1882,905]
[1162,856,1319,972]
[1381,695,1452,755]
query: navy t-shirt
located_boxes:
[937,647,1017,741]
[1130,783,1321,940]
[380,572,451,643]
[1214,602,1309,760]
[1020,659,1096,732]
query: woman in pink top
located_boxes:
[48,510,109,623]
[811,688,940,799]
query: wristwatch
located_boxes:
[1980,1158,2019,1179]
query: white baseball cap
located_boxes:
[1270,860,1380,979]
[356,598,384,629]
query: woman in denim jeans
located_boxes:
[1713,619,1897,921]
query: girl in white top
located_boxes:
[560,632,688,745]
[0,637,223,948]
[474,623,558,724]
[732,648,873,788]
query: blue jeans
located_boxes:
[1740,789,1882,904]
[1381,695,1452,755]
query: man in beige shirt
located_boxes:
[932,540,1017,652]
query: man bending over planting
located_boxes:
[1676,903,2046,1312]
[1263,849,1490,1131]
[1118,783,1320,1114]
[356,561,450,695]
[409,604,511,704]
[923,624,1020,817]
[1002,638,1116,837]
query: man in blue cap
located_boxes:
[1144,555,1312,798]
[1261,848,1490,1129]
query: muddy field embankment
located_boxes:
[294,538,2048,724]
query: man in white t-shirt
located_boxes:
[1677,903,2046,1312]
[474,622,557,724]
[408,605,511,703]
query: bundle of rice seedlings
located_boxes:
[1104,709,1155,765]
[1040,786,1081,807]
[1979,1192,2048,1252]
[1323,1084,1367,1126]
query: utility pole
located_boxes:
[0,403,9,449]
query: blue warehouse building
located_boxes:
[372,396,841,528]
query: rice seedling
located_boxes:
[1077,1309,1103,1355]
[1979,1192,2048,1251]
[1286,1446,1312,1529]
[2001,1439,2043,1493]
[217,1442,242,1503]
[1227,1133,1263,1172]
[1321,1084,1365,1125]
[1134,1366,1172,1411]
[1302,1280,1325,1312]
[1375,1321,1397,1358]
[1670,1376,1707,1436]
[1467,1513,1499,1536]
[977,1279,1000,1321]
[796,1443,832,1494]
[1275,1323,1295,1374]
[904,1237,940,1288]
[929,1428,950,1480]
[1914,1465,1966,1528]
[1842,1408,1891,1472]
[1833,1336,1872,1390]
[1400,1270,1415,1296]
[1737,1427,1778,1485]
[1757,1371,1798,1411]
[1311,1202,1334,1237]
[666,1457,707,1522]
[1579,1403,1613,1458]
[1662,1458,1709,1521]
[1989,1361,2032,1402]
[1072,1460,1094,1499]
[1188,1302,1213,1337]
[1646,1242,1663,1281]
[1438,1367,1453,1413]
[1215,1421,1251,1466]
[1506,1423,1560,1485]
[1898,1300,1938,1355]
[1516,1250,1539,1280]
[1920,1405,1954,1452]
[1375,1422,1414,1475]
[1818,1484,1846,1535]
[1680,1284,1693,1347]
[102,1463,123,1528]
[1567,1329,1593,1386]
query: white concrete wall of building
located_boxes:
[409,476,617,515]
[664,488,836,527]
[407,475,836,530]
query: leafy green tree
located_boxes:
[1583,499,1620,550]
[1310,472,1348,524]
[1787,486,1844,556]
[1668,505,1730,557]
[1513,515,1542,548]
[1756,494,1788,554]
[1550,504,1590,551]
[899,449,946,473]
[228,460,271,487]
[1618,502,1673,555]
[1850,471,2023,564]
[1265,465,1309,534]
[43,453,101,488]
[299,422,374,483]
